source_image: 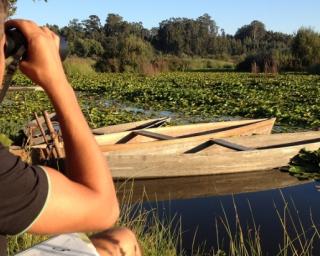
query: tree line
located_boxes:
[9,1,320,74]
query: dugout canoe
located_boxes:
[98,118,276,154]
[106,130,320,179]
[31,118,276,159]
[95,118,275,146]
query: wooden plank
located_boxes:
[43,111,63,159]
[92,117,169,135]
[176,120,267,139]
[116,130,175,144]
[185,139,254,153]
[197,131,320,155]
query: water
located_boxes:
[116,171,320,255]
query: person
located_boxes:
[0,1,142,255]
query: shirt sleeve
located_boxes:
[0,144,49,236]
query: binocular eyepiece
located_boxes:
[4,28,68,61]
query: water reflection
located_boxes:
[115,171,320,255]
[115,169,309,202]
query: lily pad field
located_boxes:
[1,71,320,142]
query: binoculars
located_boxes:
[4,28,68,60]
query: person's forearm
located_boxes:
[46,80,117,200]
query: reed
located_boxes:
[212,191,320,256]
[7,180,182,255]
[7,185,320,256]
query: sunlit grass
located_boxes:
[7,182,320,256]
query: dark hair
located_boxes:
[0,0,8,37]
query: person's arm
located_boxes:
[5,19,120,234]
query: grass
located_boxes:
[7,180,182,256]
[6,182,320,256]
[63,56,97,76]
[210,191,320,256]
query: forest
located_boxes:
[40,13,320,74]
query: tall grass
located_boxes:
[212,191,320,256]
[7,185,320,256]
[63,56,97,76]
[7,180,182,256]
[116,180,182,256]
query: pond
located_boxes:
[116,170,320,255]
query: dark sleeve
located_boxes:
[0,144,49,236]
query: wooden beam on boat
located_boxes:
[92,117,170,135]
[116,130,175,144]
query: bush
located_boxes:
[308,63,320,74]
[63,57,96,76]
[95,35,154,73]
[236,51,278,73]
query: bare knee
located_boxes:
[90,227,142,256]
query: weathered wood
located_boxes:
[116,130,175,144]
[106,140,320,179]
[34,112,53,158]
[43,111,63,159]
[100,118,276,154]
[92,117,170,135]
[197,131,320,154]
[96,118,274,145]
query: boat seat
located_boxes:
[116,130,174,144]
[185,139,255,153]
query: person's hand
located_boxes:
[5,19,68,93]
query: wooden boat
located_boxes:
[98,118,276,154]
[31,118,276,159]
[106,130,320,179]
[116,169,310,202]
[95,118,275,146]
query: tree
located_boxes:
[82,15,102,40]
[118,35,154,71]
[8,0,48,16]
[8,0,17,16]
[156,14,218,56]
[235,20,266,52]
[292,27,320,67]
[104,13,123,36]
[235,20,266,41]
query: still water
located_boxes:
[116,170,320,255]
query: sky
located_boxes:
[12,0,320,35]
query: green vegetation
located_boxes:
[64,71,320,128]
[283,148,320,180]
[63,57,97,76]
[8,184,180,255]
[2,71,320,142]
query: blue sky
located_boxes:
[12,0,320,35]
